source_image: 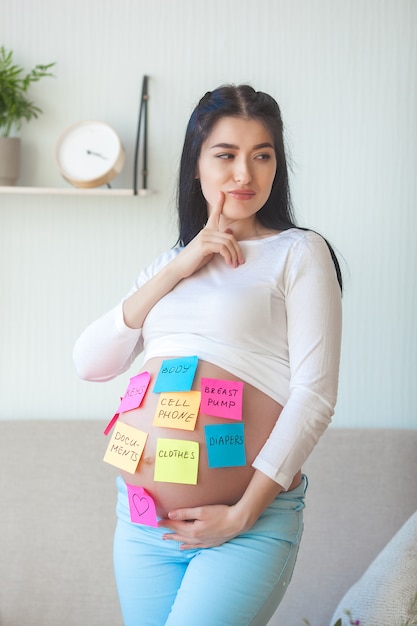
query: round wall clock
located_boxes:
[56,121,126,188]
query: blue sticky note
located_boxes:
[153,356,198,393]
[204,423,246,468]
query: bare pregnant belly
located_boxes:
[118,357,284,518]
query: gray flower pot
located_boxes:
[0,137,21,186]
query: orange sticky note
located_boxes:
[153,391,201,431]
[103,422,148,474]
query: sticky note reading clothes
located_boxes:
[200,378,244,420]
[126,484,158,527]
[117,371,151,413]
[204,423,246,468]
[103,422,148,473]
[153,356,198,393]
[153,391,201,431]
[154,438,199,484]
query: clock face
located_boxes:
[56,121,125,188]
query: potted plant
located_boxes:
[0,45,55,185]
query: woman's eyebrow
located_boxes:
[210,142,274,150]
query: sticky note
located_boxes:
[104,411,119,436]
[204,423,246,468]
[153,391,201,431]
[117,371,151,413]
[153,356,198,393]
[154,438,199,484]
[200,378,244,420]
[103,422,148,473]
[126,484,158,527]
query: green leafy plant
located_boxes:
[0,46,55,137]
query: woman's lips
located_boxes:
[227,189,256,200]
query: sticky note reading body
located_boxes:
[154,438,199,484]
[204,423,246,468]
[153,391,201,431]
[153,356,198,393]
[126,484,158,527]
[118,371,151,413]
[103,422,148,473]
[200,378,244,420]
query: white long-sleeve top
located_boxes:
[73,228,342,489]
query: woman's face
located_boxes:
[196,116,277,229]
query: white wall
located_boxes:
[1,0,416,427]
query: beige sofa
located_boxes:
[1,421,416,626]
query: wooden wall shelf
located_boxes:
[0,186,152,197]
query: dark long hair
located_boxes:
[177,84,342,290]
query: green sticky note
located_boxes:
[154,438,199,484]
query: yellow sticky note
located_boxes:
[103,422,148,474]
[154,438,199,485]
[153,391,201,431]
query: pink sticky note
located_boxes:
[127,484,158,527]
[200,378,244,420]
[118,371,151,413]
[104,412,119,436]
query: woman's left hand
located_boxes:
[158,503,244,550]
[158,471,285,550]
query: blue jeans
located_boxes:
[113,475,307,626]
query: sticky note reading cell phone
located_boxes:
[126,484,158,527]
[204,423,246,468]
[103,422,148,473]
[154,438,199,484]
[153,391,201,431]
[117,371,151,413]
[153,356,198,393]
[200,378,244,420]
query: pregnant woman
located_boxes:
[73,84,342,626]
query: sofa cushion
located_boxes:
[0,419,122,626]
[329,510,417,626]
[272,429,417,626]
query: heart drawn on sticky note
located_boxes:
[133,494,150,517]
[126,483,158,527]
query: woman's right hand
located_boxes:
[173,192,245,279]
[123,193,244,330]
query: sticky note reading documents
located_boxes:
[103,422,148,474]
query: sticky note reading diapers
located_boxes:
[204,423,246,468]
